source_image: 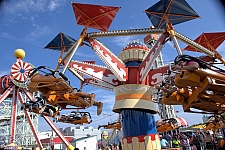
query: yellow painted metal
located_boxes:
[67,144,75,150]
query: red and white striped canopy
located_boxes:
[176,117,188,127]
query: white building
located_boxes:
[69,135,98,150]
[59,126,102,140]
[36,126,101,149]
[38,131,56,140]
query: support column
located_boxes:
[0,84,14,104]
[43,116,75,150]
[113,84,161,150]
[18,92,44,150]
[10,86,18,144]
[22,88,74,150]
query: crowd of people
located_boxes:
[160,130,225,150]
[99,143,122,150]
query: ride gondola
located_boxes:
[158,54,225,114]
[156,118,178,133]
[202,115,225,132]
[98,121,121,130]
[21,98,60,118]
[26,66,103,115]
[56,111,92,125]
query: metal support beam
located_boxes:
[18,92,44,150]
[10,86,18,144]
[175,31,214,57]
[22,88,74,150]
[61,28,87,74]
[43,116,74,150]
[87,28,165,38]
[0,84,14,104]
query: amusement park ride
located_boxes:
[202,115,225,132]
[1,0,225,150]
[192,115,225,132]
[56,111,92,125]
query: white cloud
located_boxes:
[161,52,171,62]
[1,32,38,48]
[26,25,52,39]
[5,0,46,14]
[0,32,13,39]
[112,36,135,47]
[0,70,10,77]
[0,32,44,47]
[48,0,60,11]
[166,41,174,48]
[100,95,115,110]
[75,52,97,58]
[110,26,150,48]
[3,0,67,18]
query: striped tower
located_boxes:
[114,39,161,150]
[68,29,169,150]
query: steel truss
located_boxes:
[0,92,38,146]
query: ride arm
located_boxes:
[87,38,128,81]
[60,28,87,74]
[83,78,115,91]
[98,123,121,130]
[166,22,182,55]
[139,33,169,83]
[68,60,120,88]
[87,28,165,38]
[214,51,225,66]
[174,31,214,57]
[107,122,121,130]
[98,125,107,130]
[148,64,176,86]
[106,124,118,129]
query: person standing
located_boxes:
[160,135,169,149]
[165,133,172,148]
[204,132,214,150]
[172,136,180,148]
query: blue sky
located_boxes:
[0,0,224,132]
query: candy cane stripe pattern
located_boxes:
[11,59,33,82]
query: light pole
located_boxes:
[50,131,54,150]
